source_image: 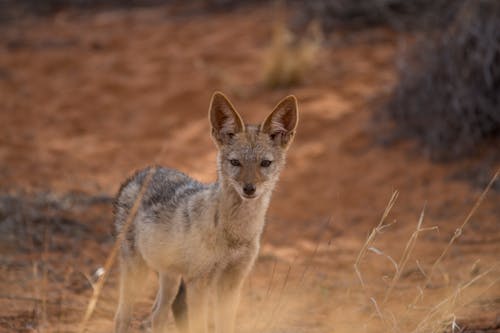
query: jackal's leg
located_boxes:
[172,279,188,333]
[215,262,253,333]
[114,256,148,333]
[151,282,160,313]
[186,278,210,333]
[137,289,159,330]
[151,273,180,333]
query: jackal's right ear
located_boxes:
[261,95,299,148]
[209,91,245,145]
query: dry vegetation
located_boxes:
[382,0,500,160]
[291,0,464,32]
[262,10,322,88]
[353,172,499,333]
[2,171,498,333]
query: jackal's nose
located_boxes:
[243,183,256,196]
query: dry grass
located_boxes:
[412,267,499,333]
[0,170,496,333]
[262,11,322,88]
[77,167,156,333]
[350,169,499,333]
[221,168,499,333]
[354,190,399,290]
[1,169,497,333]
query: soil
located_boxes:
[0,3,499,333]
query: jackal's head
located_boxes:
[209,92,298,200]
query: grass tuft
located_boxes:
[263,14,322,88]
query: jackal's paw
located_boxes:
[139,316,152,332]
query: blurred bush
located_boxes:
[381,0,500,159]
[0,0,269,20]
[291,0,464,32]
[0,0,169,20]
[263,19,322,88]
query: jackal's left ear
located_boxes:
[261,95,299,148]
[209,91,245,145]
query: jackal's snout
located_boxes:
[242,183,256,198]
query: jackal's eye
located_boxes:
[229,159,241,167]
[260,160,272,168]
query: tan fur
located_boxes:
[114,92,298,333]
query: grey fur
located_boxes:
[114,166,208,255]
[213,208,219,227]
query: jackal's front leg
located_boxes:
[114,257,149,333]
[151,273,181,333]
[215,262,252,333]
[187,278,210,333]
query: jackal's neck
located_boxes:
[212,179,272,241]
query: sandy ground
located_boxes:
[0,4,499,333]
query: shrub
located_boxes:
[291,0,464,32]
[382,0,500,159]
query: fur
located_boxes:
[114,92,299,333]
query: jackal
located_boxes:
[113,92,299,333]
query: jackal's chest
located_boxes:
[191,230,256,270]
[162,244,249,281]
[139,223,256,279]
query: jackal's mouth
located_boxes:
[241,193,258,200]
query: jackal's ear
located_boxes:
[209,91,245,145]
[261,95,299,148]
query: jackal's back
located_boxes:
[113,166,208,254]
